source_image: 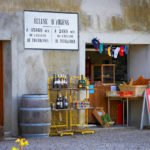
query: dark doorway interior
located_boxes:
[85,43,128,85]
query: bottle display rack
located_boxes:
[48,75,95,136]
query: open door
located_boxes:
[0,41,3,126]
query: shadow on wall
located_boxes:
[25,55,48,94]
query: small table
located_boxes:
[107,95,143,126]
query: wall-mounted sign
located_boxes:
[24,11,79,50]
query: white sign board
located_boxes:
[24,11,79,50]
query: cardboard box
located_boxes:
[92,107,106,127]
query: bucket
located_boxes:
[19,94,51,137]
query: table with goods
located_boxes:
[106,76,149,126]
[48,74,95,136]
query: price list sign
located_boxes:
[24,11,79,50]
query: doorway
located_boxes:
[85,43,128,124]
[0,41,3,126]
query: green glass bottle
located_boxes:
[78,75,86,88]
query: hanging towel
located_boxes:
[98,43,104,54]
[124,45,128,55]
[114,47,120,59]
[111,47,115,57]
[92,38,100,51]
[107,46,111,57]
[119,46,124,57]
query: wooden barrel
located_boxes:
[19,94,51,137]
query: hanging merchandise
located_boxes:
[107,46,111,57]
[92,38,100,51]
[91,37,128,58]
[114,47,120,59]
[98,43,104,54]
[110,47,115,58]
[119,46,124,57]
[124,45,128,55]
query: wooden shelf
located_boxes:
[72,107,94,110]
[52,108,70,111]
[49,87,90,91]
[91,64,115,84]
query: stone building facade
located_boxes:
[0,0,150,136]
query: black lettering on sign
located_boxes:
[59,29,68,34]
[56,19,69,25]
[34,18,48,24]
[51,19,55,25]
[31,28,42,32]
[60,39,75,43]
[70,30,75,33]
[27,38,30,42]
[32,38,48,43]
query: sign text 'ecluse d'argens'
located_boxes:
[24,11,79,50]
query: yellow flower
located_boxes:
[24,140,29,146]
[20,140,25,147]
[15,138,20,143]
[11,147,18,150]
[13,137,29,149]
[20,138,29,147]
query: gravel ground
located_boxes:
[0,127,150,150]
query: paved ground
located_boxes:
[0,127,150,150]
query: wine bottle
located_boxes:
[57,74,61,88]
[66,74,69,88]
[59,93,63,109]
[78,75,86,88]
[53,74,56,88]
[63,95,69,109]
[78,75,82,88]
[82,75,86,88]
[63,75,65,88]
[60,74,62,88]
[56,94,60,109]
[55,74,59,88]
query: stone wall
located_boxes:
[1,0,150,32]
[0,12,79,136]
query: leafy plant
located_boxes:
[101,114,111,125]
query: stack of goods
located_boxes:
[119,76,149,96]
[118,91,134,97]
[55,93,69,109]
[132,76,150,85]
[72,101,90,109]
[52,74,69,89]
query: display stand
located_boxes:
[48,76,95,136]
[140,89,150,129]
